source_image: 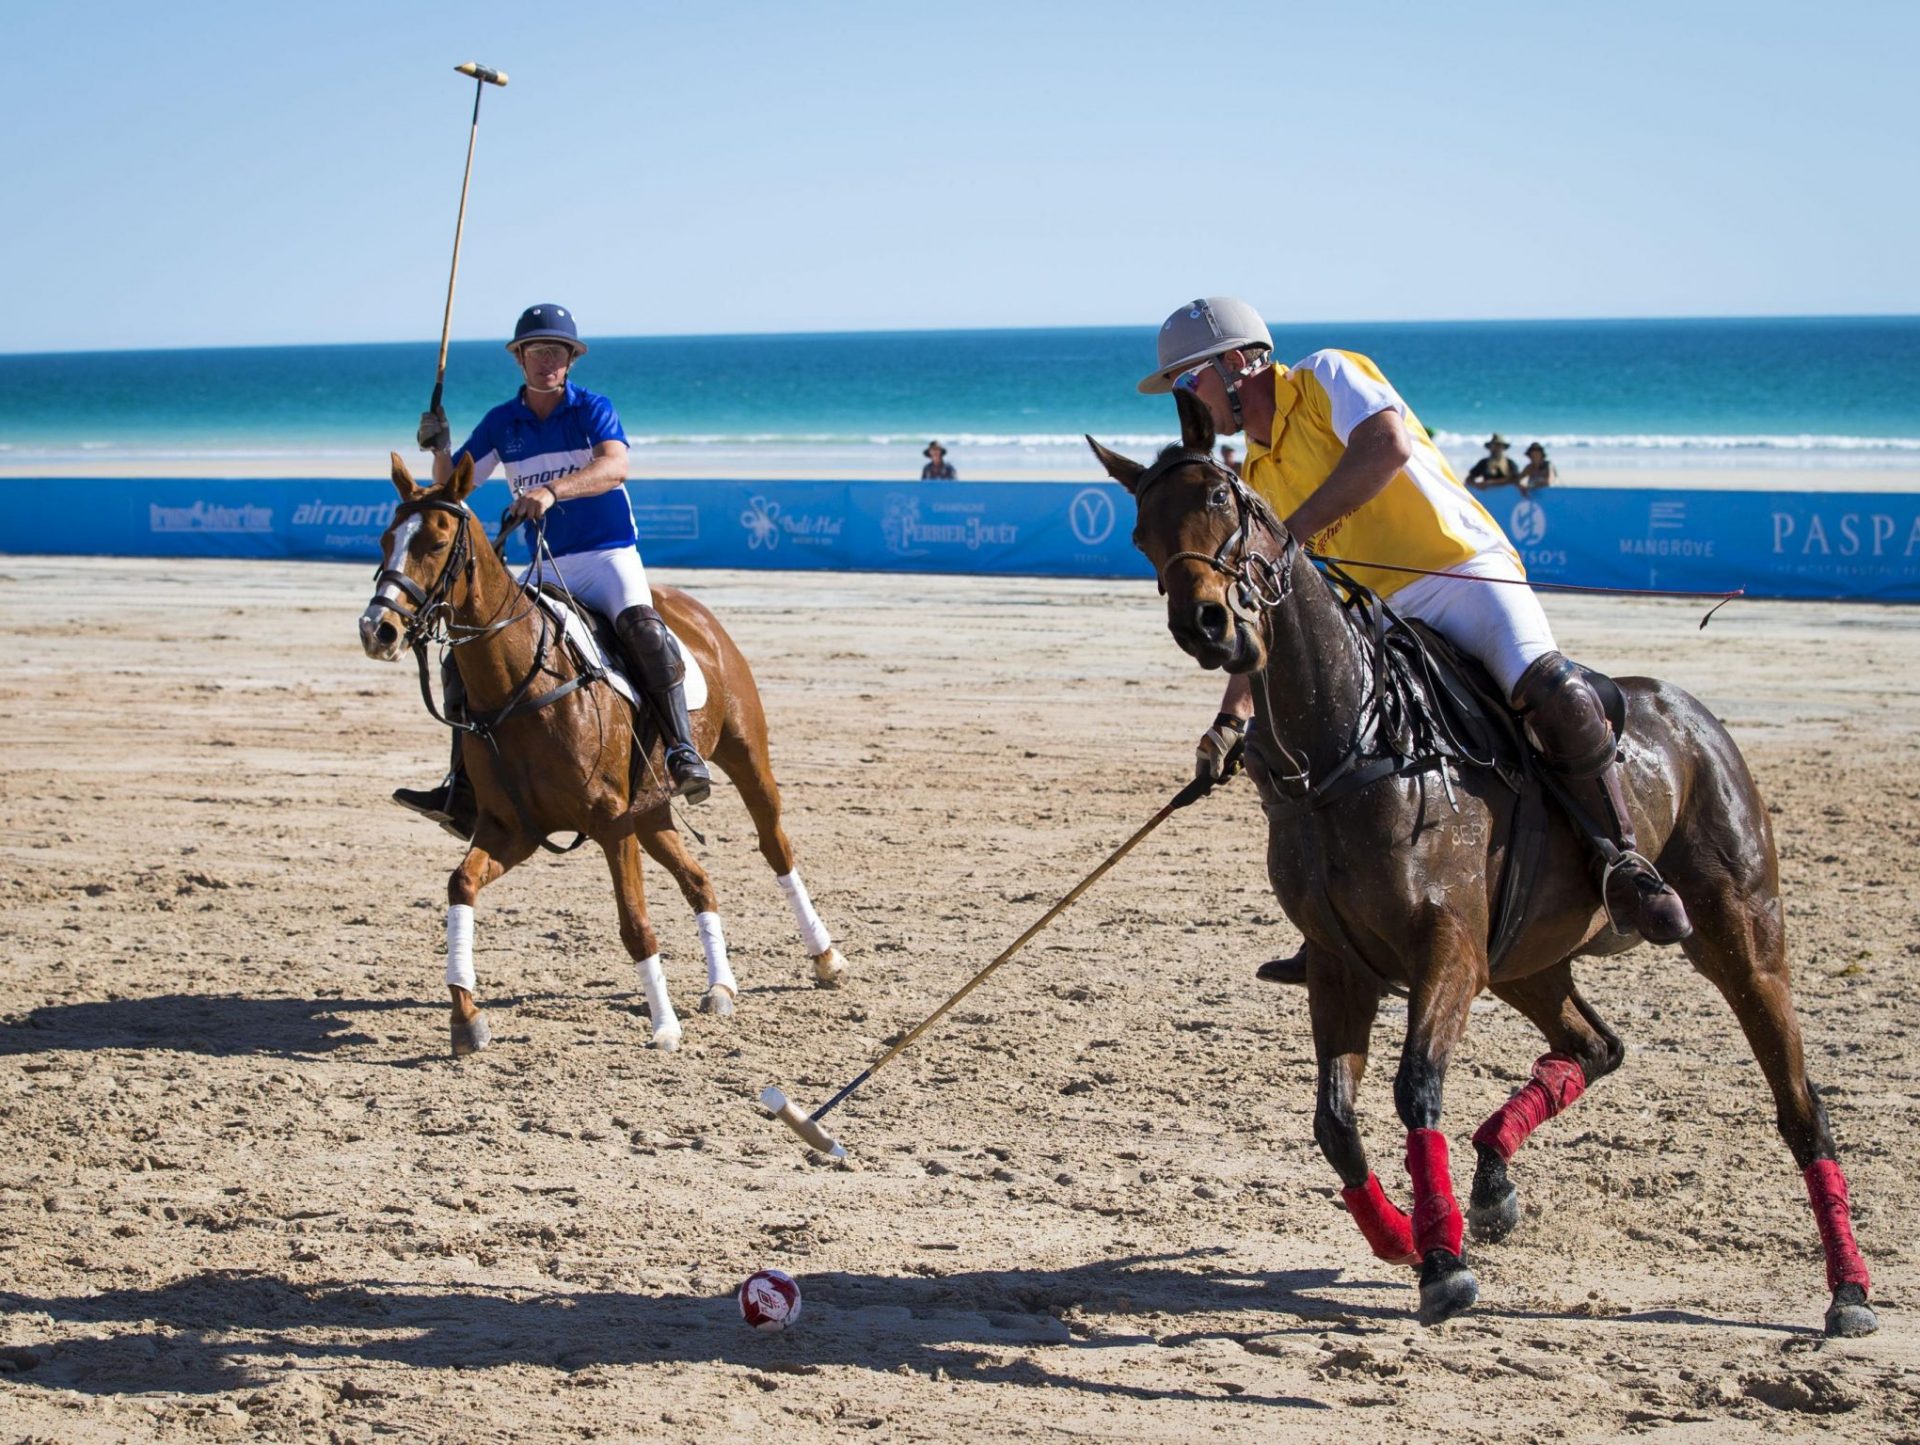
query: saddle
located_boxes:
[1275,576,1626,973]
[527,582,708,715]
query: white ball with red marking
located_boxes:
[737,1269,802,1332]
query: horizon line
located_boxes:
[4,310,1918,361]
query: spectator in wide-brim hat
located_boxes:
[1517,441,1557,496]
[1464,433,1521,491]
[920,440,956,481]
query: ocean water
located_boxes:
[2,316,1916,479]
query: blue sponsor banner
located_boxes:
[5,478,1919,600]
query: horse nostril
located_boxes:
[1195,602,1230,644]
[376,622,398,649]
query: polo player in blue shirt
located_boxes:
[398,304,710,836]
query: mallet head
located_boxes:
[454,61,509,86]
[759,1086,847,1159]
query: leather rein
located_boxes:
[366,497,607,853]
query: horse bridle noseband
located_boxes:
[367,497,530,651]
[1132,449,1297,623]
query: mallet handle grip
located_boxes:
[808,776,1210,1124]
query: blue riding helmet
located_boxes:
[507,304,587,357]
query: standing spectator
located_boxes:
[1517,442,1558,495]
[921,440,957,480]
[1220,443,1240,474]
[1463,433,1521,491]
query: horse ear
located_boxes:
[1174,386,1216,454]
[1085,435,1146,494]
[444,452,477,502]
[389,452,422,500]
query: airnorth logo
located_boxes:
[150,500,273,534]
[1069,488,1117,546]
[291,499,397,528]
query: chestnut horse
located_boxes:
[357,454,846,1056]
[1087,390,1876,1338]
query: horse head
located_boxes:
[1088,387,1288,675]
[357,452,484,661]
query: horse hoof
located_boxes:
[1416,1250,1479,1326]
[699,986,735,1017]
[450,1012,491,1058]
[650,1024,683,1052]
[811,948,846,988]
[1826,1284,1878,1338]
[1467,1182,1520,1244]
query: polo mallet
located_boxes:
[760,774,1212,1158]
[428,62,510,418]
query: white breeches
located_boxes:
[516,543,653,619]
[1388,550,1559,701]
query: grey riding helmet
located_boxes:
[1138,297,1273,393]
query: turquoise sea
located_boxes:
[2,317,1916,480]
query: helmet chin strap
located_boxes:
[1208,356,1250,433]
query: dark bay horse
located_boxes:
[357,454,846,1056]
[1087,390,1876,1337]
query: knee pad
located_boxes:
[1512,652,1615,778]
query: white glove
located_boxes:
[1194,712,1250,790]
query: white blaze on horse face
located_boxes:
[357,513,423,659]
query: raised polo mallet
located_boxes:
[761,775,1211,1158]
[428,62,510,419]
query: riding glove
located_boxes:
[1194,711,1250,790]
[417,409,452,454]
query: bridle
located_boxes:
[364,495,606,855]
[367,497,532,652]
[1132,448,1297,624]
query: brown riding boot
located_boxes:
[614,605,711,805]
[1512,652,1692,944]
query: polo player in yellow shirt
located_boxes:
[1140,297,1691,956]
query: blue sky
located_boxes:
[4,0,1914,352]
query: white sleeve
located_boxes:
[1296,350,1405,444]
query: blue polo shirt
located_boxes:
[457,382,635,557]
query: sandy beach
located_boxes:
[1,556,1915,1442]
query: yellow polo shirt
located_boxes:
[1241,350,1518,596]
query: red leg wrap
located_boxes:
[1471,1052,1588,1163]
[1341,1173,1418,1266]
[1406,1128,1463,1258]
[1803,1159,1871,1293]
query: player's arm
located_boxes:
[1284,409,1412,543]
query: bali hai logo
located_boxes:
[741,496,781,550]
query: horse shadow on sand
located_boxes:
[0,1250,1407,1409]
[0,1248,1819,1408]
[0,992,436,1061]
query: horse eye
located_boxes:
[1209,486,1230,507]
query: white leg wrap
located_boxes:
[445,904,476,992]
[636,953,680,1042]
[696,911,736,994]
[777,870,833,957]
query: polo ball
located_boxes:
[737,1268,802,1332]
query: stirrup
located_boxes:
[1600,850,1688,940]
[667,748,711,805]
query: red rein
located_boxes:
[1473,1053,1588,1162]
